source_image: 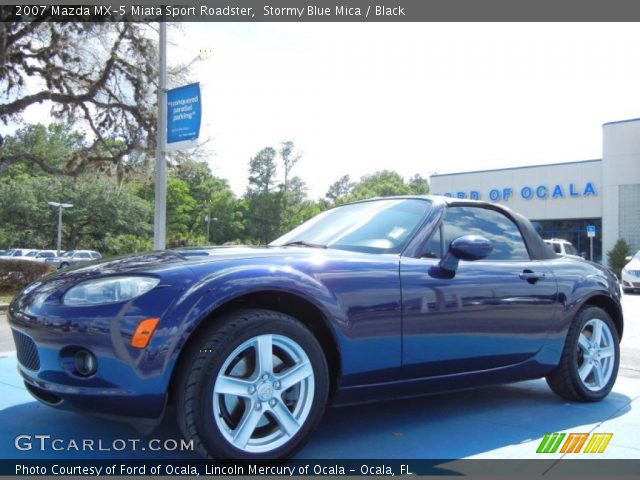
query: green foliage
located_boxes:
[0,260,55,290]
[607,238,631,278]
[335,170,431,205]
[103,234,153,257]
[408,174,430,195]
[0,123,433,252]
[0,174,152,251]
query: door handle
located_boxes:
[519,271,546,283]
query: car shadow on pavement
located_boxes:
[0,379,631,460]
[298,379,632,459]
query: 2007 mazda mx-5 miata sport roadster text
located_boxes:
[9,196,622,460]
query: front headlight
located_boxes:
[63,276,160,306]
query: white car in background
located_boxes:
[0,248,38,260]
[23,250,59,263]
[544,238,583,259]
[621,251,640,293]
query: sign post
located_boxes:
[153,22,168,251]
[587,225,596,262]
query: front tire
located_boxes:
[176,309,329,460]
[546,306,619,402]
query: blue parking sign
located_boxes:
[167,83,201,145]
[587,225,596,237]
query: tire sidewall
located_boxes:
[191,313,329,460]
[568,307,620,401]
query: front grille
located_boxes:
[11,329,40,371]
[633,282,640,288]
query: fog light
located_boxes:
[74,350,97,377]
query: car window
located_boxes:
[90,252,101,259]
[61,251,73,257]
[565,243,578,256]
[428,206,530,261]
[552,243,561,254]
[38,252,55,258]
[76,252,91,259]
[271,199,432,254]
[13,250,23,257]
[25,251,38,257]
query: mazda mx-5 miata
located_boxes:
[9,196,622,459]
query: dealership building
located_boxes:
[429,118,640,263]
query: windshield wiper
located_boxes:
[281,240,327,249]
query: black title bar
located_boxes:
[4,1,640,21]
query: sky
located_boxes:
[166,23,639,198]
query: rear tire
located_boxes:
[546,306,619,402]
[175,309,329,460]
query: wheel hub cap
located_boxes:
[257,381,274,401]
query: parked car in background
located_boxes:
[544,238,582,259]
[0,248,38,260]
[9,196,622,460]
[45,250,101,269]
[23,250,60,263]
[621,251,640,293]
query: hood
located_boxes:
[624,259,640,271]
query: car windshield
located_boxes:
[633,251,640,261]
[271,198,432,254]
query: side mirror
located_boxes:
[625,256,632,262]
[437,235,493,273]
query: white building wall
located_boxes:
[602,119,640,256]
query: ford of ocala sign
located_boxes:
[438,182,598,201]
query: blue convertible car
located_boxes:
[9,196,622,459]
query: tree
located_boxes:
[607,238,631,279]
[408,173,430,195]
[0,22,162,176]
[279,141,301,194]
[0,174,152,251]
[248,147,278,194]
[0,123,87,178]
[246,147,281,243]
[325,174,354,205]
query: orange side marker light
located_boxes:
[131,317,160,348]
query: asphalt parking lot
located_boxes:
[0,293,638,465]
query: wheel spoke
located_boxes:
[256,335,273,375]
[599,346,615,358]
[593,362,605,388]
[592,320,603,346]
[215,375,253,397]
[271,399,300,437]
[232,405,263,449]
[578,334,591,353]
[579,361,594,382]
[278,361,313,391]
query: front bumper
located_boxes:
[7,282,190,422]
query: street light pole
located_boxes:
[47,201,73,256]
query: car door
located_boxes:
[400,205,560,378]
